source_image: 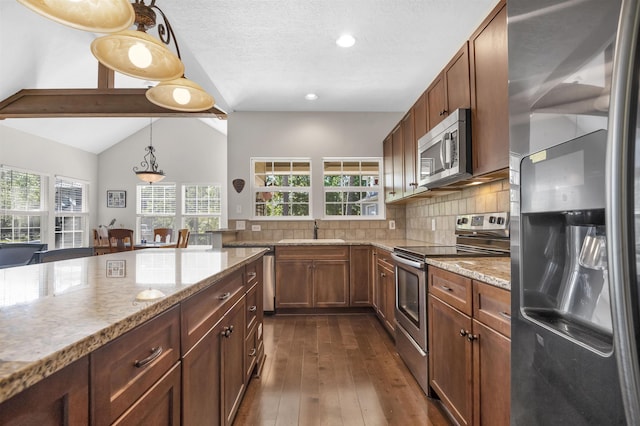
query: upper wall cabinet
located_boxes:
[427,43,471,132]
[469,0,508,176]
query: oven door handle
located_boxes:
[391,253,425,269]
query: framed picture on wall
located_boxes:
[107,190,126,208]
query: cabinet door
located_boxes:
[222,298,247,426]
[375,261,386,322]
[112,363,181,426]
[427,74,446,130]
[182,322,222,425]
[428,295,473,426]
[383,134,394,203]
[445,43,471,114]
[391,124,404,201]
[402,110,417,196]
[275,260,313,308]
[472,320,510,426]
[314,260,349,307]
[349,246,372,306]
[383,266,396,333]
[470,1,508,176]
[0,356,88,425]
[413,93,428,142]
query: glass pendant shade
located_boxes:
[17,0,135,33]
[135,170,166,183]
[91,30,184,81]
[146,78,215,112]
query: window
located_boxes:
[323,158,383,219]
[252,159,311,219]
[137,184,176,242]
[0,167,47,243]
[54,177,88,248]
[183,184,222,245]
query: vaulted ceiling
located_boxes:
[0,0,499,153]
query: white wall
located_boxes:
[0,124,99,246]
[227,111,403,219]
[97,118,227,232]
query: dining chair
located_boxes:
[153,228,173,243]
[176,229,190,248]
[108,229,134,253]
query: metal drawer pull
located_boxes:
[218,292,231,300]
[459,329,468,337]
[247,272,257,279]
[467,334,478,342]
[498,311,511,320]
[134,346,163,368]
[249,305,257,312]
[249,348,257,357]
[440,285,453,292]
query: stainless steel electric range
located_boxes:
[391,212,510,396]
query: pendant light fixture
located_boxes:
[17,0,135,33]
[133,118,165,184]
[91,1,215,111]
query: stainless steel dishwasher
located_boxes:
[262,248,275,314]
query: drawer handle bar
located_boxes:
[249,348,257,357]
[218,292,231,300]
[441,285,453,292]
[249,305,257,312]
[222,325,235,338]
[498,311,511,320]
[134,346,163,368]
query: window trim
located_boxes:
[251,157,313,221]
[54,175,89,248]
[321,157,384,220]
[136,182,177,242]
[181,183,223,243]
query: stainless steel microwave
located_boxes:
[417,108,472,189]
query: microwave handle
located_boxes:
[441,133,452,169]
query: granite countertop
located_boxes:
[0,246,267,404]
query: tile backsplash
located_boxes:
[228,179,509,243]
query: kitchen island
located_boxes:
[0,246,267,412]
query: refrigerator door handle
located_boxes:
[606,0,640,423]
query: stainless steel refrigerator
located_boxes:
[508,0,640,424]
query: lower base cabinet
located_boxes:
[0,356,89,425]
[374,248,395,335]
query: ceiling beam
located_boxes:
[0,88,227,119]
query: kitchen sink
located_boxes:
[278,238,345,243]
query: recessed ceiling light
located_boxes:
[305,93,318,101]
[336,34,356,48]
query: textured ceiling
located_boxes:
[0,0,499,152]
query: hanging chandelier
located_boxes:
[18,0,215,113]
[133,118,165,184]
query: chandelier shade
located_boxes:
[17,0,135,33]
[91,30,184,81]
[146,78,215,112]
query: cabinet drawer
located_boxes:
[245,283,259,332]
[473,281,511,338]
[246,257,262,287]
[429,267,472,315]
[376,248,394,270]
[91,305,180,426]
[181,269,244,353]
[276,245,349,261]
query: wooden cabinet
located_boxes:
[428,266,510,426]
[374,248,395,335]
[391,124,404,202]
[402,110,418,196]
[91,305,181,426]
[349,245,372,306]
[469,0,508,176]
[427,43,471,131]
[275,246,349,308]
[383,134,395,203]
[0,356,89,425]
[221,298,247,426]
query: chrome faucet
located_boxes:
[314,220,318,239]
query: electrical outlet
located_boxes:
[236,204,242,213]
[432,218,436,231]
[251,225,261,232]
[389,220,396,230]
[236,220,246,230]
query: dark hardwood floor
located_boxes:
[234,314,452,426]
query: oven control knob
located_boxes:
[489,216,496,224]
[456,218,462,225]
[460,217,468,224]
[497,217,505,225]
